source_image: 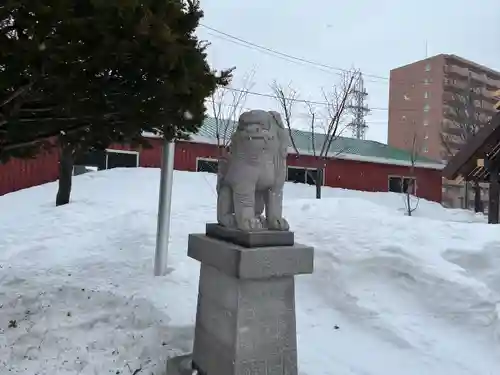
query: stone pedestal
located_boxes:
[184,224,314,375]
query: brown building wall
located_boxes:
[388,54,500,163]
[388,55,446,161]
[388,54,500,208]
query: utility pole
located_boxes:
[348,72,370,139]
[154,140,175,276]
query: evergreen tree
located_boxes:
[0,0,232,204]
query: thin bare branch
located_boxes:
[270,80,300,155]
[211,69,256,152]
[304,101,317,157]
[320,70,358,158]
[403,130,421,216]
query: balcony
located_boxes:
[486,77,500,88]
[446,64,500,89]
[484,87,500,102]
[444,77,468,90]
[442,121,465,137]
[447,65,469,77]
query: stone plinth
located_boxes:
[166,354,192,375]
[205,223,294,248]
[186,225,314,375]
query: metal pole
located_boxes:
[154,140,176,276]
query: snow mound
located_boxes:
[0,168,499,375]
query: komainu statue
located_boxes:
[216,110,290,232]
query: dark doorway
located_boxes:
[196,159,218,174]
[287,167,306,183]
[75,149,106,171]
[287,167,324,185]
[402,177,416,194]
[106,151,139,169]
[388,176,402,193]
[305,169,323,185]
[73,165,99,176]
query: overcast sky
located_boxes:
[196,0,500,143]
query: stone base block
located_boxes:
[188,234,313,279]
[192,264,298,375]
[166,354,193,375]
[206,223,294,248]
[187,230,314,375]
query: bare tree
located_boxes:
[440,81,488,212]
[404,132,420,216]
[211,69,256,155]
[270,80,301,154]
[271,70,358,199]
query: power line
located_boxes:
[200,24,389,82]
[205,31,357,81]
[206,98,387,124]
[220,85,426,113]
[200,24,437,87]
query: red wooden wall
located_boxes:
[0,139,442,202]
[287,154,442,203]
[0,149,59,196]
[138,140,442,202]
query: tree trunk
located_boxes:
[406,191,412,216]
[488,170,500,224]
[473,181,483,213]
[56,141,74,206]
[315,168,322,199]
[463,181,469,209]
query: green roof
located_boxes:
[196,117,442,167]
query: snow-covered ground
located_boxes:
[1,168,499,375]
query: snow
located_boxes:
[0,168,499,375]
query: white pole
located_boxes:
[154,140,176,276]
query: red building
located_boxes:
[0,118,444,202]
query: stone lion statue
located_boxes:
[216,109,290,232]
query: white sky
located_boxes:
[197,0,500,143]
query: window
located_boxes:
[425,63,431,72]
[106,149,139,169]
[422,145,429,153]
[73,165,98,176]
[74,149,106,171]
[196,158,218,173]
[424,78,430,85]
[388,176,402,193]
[403,177,416,194]
[424,133,429,139]
[424,91,429,99]
[74,148,140,171]
[424,104,430,112]
[423,120,429,126]
[388,176,417,194]
[287,166,324,185]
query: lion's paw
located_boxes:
[266,217,290,231]
[219,214,237,228]
[240,217,264,231]
[257,215,268,228]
